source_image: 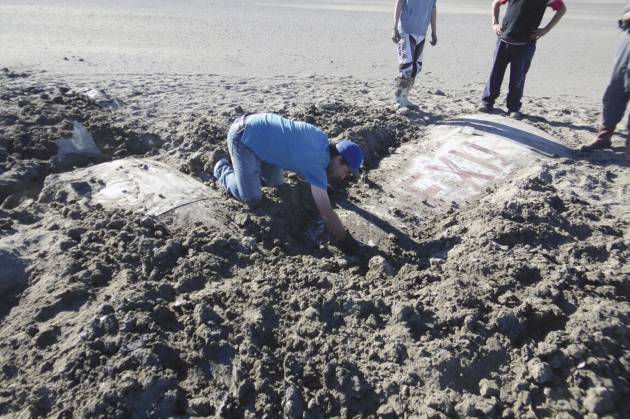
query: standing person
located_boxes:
[391,0,438,111]
[581,5,630,159]
[477,0,567,119]
[213,113,366,254]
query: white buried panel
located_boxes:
[55,121,103,159]
[88,159,212,215]
[337,114,569,247]
[386,113,569,211]
[41,158,233,231]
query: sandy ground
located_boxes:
[1,0,630,418]
[0,0,624,104]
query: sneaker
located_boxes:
[508,111,523,120]
[395,104,411,115]
[210,148,227,164]
[477,103,493,113]
[213,158,229,179]
[625,136,630,160]
[396,96,419,111]
[579,138,613,152]
[208,149,227,172]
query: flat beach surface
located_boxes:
[0,0,623,104]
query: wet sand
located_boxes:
[1,0,629,417]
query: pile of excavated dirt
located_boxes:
[1,72,629,418]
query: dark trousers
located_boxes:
[482,39,536,112]
[602,33,630,130]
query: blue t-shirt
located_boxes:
[241,113,330,190]
[398,0,436,36]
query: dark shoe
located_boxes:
[477,103,493,113]
[580,124,615,151]
[580,138,612,151]
[508,111,523,120]
[208,149,228,174]
[212,158,229,180]
[625,135,630,160]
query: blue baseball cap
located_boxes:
[335,139,364,176]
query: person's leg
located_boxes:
[602,76,630,129]
[582,36,630,151]
[411,36,427,79]
[581,79,627,150]
[593,75,629,149]
[260,162,284,187]
[406,35,427,106]
[604,37,630,129]
[506,42,536,114]
[214,119,263,206]
[397,32,416,80]
[395,33,420,109]
[625,67,630,159]
[481,39,510,109]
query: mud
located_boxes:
[0,72,629,418]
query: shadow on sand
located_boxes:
[443,117,573,158]
[445,117,630,167]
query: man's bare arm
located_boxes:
[430,4,438,45]
[492,0,503,36]
[310,185,347,241]
[531,3,567,40]
[392,0,404,43]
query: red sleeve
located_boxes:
[498,0,509,4]
[547,0,565,11]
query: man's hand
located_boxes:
[392,28,401,43]
[493,23,502,36]
[311,185,347,242]
[430,32,437,46]
[338,230,362,255]
[531,27,549,40]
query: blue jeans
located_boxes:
[602,33,630,130]
[482,39,536,112]
[214,116,284,206]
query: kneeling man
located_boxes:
[214,113,365,253]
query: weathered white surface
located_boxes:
[340,114,570,246]
[55,121,102,159]
[86,159,208,215]
[40,158,233,230]
[83,89,122,108]
[387,113,571,210]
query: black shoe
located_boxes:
[477,103,493,113]
[208,149,227,170]
[508,111,523,120]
